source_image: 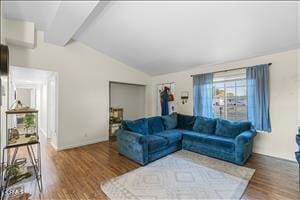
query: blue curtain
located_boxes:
[193,73,213,117]
[161,90,169,116]
[247,64,271,132]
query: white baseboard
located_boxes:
[50,140,58,150]
[56,136,108,151]
[253,148,296,162]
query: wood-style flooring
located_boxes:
[13,138,300,200]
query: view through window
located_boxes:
[212,69,247,121]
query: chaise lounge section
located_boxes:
[117,113,256,165]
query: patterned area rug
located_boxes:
[101,150,255,200]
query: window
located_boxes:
[212,69,247,121]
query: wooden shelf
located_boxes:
[6,109,38,114]
[5,140,39,149]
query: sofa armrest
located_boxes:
[235,130,257,145]
[234,130,257,165]
[116,129,148,165]
[117,130,145,144]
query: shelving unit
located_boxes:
[109,108,123,139]
[1,109,42,200]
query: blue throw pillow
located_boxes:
[162,112,177,130]
[215,119,251,138]
[193,116,216,134]
[177,114,196,130]
[147,116,165,134]
[121,118,148,135]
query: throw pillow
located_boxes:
[193,116,217,134]
[122,118,148,135]
[147,116,165,134]
[215,119,251,138]
[162,112,178,130]
[177,114,196,130]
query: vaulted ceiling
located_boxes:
[3,1,299,75]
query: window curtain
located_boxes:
[247,64,271,132]
[193,73,213,117]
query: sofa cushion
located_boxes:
[177,114,196,130]
[122,118,148,135]
[180,130,210,142]
[205,135,235,153]
[145,135,168,153]
[155,130,182,144]
[162,112,177,130]
[182,130,235,153]
[193,116,216,134]
[147,116,165,134]
[215,119,252,138]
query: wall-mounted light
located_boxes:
[181,91,189,104]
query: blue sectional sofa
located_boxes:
[117,113,257,165]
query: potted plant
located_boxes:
[5,164,32,185]
[23,114,36,137]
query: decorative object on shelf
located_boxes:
[110,107,123,123]
[1,109,42,200]
[109,107,123,138]
[8,128,20,144]
[4,164,32,186]
[9,100,30,112]
[23,114,36,138]
[181,91,189,104]
[6,109,38,147]
[13,158,27,175]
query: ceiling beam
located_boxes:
[45,1,100,46]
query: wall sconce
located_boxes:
[181,91,189,104]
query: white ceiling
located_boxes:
[3,1,299,75]
[3,1,61,31]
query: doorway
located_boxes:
[109,82,146,140]
[10,66,58,148]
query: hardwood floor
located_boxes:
[13,138,300,200]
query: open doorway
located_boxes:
[109,82,146,141]
[10,66,58,149]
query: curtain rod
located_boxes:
[190,63,272,77]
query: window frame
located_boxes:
[212,75,247,121]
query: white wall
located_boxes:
[110,83,146,120]
[0,1,4,44]
[152,49,300,161]
[40,83,48,136]
[7,30,152,150]
[3,19,35,48]
[298,50,300,130]
[47,74,57,140]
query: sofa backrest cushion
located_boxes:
[177,114,196,130]
[162,112,178,130]
[193,116,217,134]
[147,116,165,134]
[215,119,252,138]
[122,118,148,135]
